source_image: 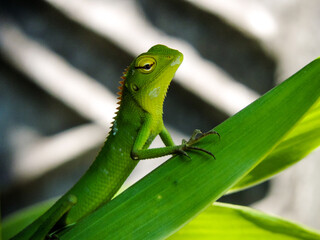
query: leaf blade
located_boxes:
[231,93,320,192]
[169,202,320,240]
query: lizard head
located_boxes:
[123,44,183,115]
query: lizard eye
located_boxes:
[135,57,156,73]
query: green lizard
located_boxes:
[11,44,217,240]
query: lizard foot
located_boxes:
[178,129,219,160]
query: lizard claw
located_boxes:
[190,129,220,143]
[187,146,216,159]
[207,129,220,140]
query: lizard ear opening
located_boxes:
[135,57,156,73]
[131,84,139,91]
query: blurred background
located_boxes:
[1,0,319,230]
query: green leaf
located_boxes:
[168,202,320,240]
[231,99,320,192]
[54,59,320,240]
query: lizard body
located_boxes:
[11,45,214,240]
